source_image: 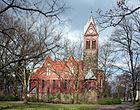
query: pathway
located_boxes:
[98,102,137,110]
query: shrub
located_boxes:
[0,95,19,101]
[112,98,121,104]
[97,98,121,105]
[48,94,61,103]
[27,96,37,102]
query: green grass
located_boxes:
[97,98,121,105]
[0,101,97,110]
[137,101,140,110]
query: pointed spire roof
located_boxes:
[84,16,96,34]
[85,69,96,80]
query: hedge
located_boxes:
[0,95,19,101]
[97,98,121,105]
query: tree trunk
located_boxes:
[22,68,28,103]
[23,82,27,103]
[75,81,79,103]
[118,87,120,99]
[72,93,75,104]
[3,78,6,94]
[132,86,136,104]
[132,72,136,104]
[123,86,126,102]
[36,78,39,102]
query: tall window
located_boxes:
[64,80,67,90]
[58,80,60,88]
[70,66,74,74]
[53,80,56,89]
[86,40,90,49]
[100,76,103,89]
[46,67,51,76]
[42,80,45,89]
[92,40,96,49]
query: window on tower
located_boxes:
[86,40,90,49]
[92,40,96,49]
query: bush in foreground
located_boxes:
[97,98,121,105]
[0,95,19,101]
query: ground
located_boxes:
[0,101,138,110]
[99,102,137,110]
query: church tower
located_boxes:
[83,16,98,75]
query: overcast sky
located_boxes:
[61,0,140,44]
[58,0,140,73]
[61,0,117,43]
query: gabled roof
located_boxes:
[85,69,96,80]
[84,16,96,34]
[52,60,65,71]
[67,55,75,62]
[32,55,84,79]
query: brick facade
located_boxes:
[29,16,104,101]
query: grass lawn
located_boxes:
[137,102,140,110]
[0,101,97,110]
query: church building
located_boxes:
[30,16,104,103]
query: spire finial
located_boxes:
[90,8,93,15]
[90,10,93,14]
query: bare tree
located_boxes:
[114,73,131,101]
[99,42,117,80]
[111,15,140,103]
[57,38,83,60]
[0,12,22,96]
[0,0,65,18]
[55,38,84,103]
[96,0,140,31]
[96,0,140,103]
[99,42,118,97]
[0,0,66,70]
[62,56,83,104]
[0,4,64,102]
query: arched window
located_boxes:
[92,40,96,49]
[86,40,90,49]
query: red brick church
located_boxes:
[30,16,104,102]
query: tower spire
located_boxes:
[83,16,98,76]
[84,15,96,34]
